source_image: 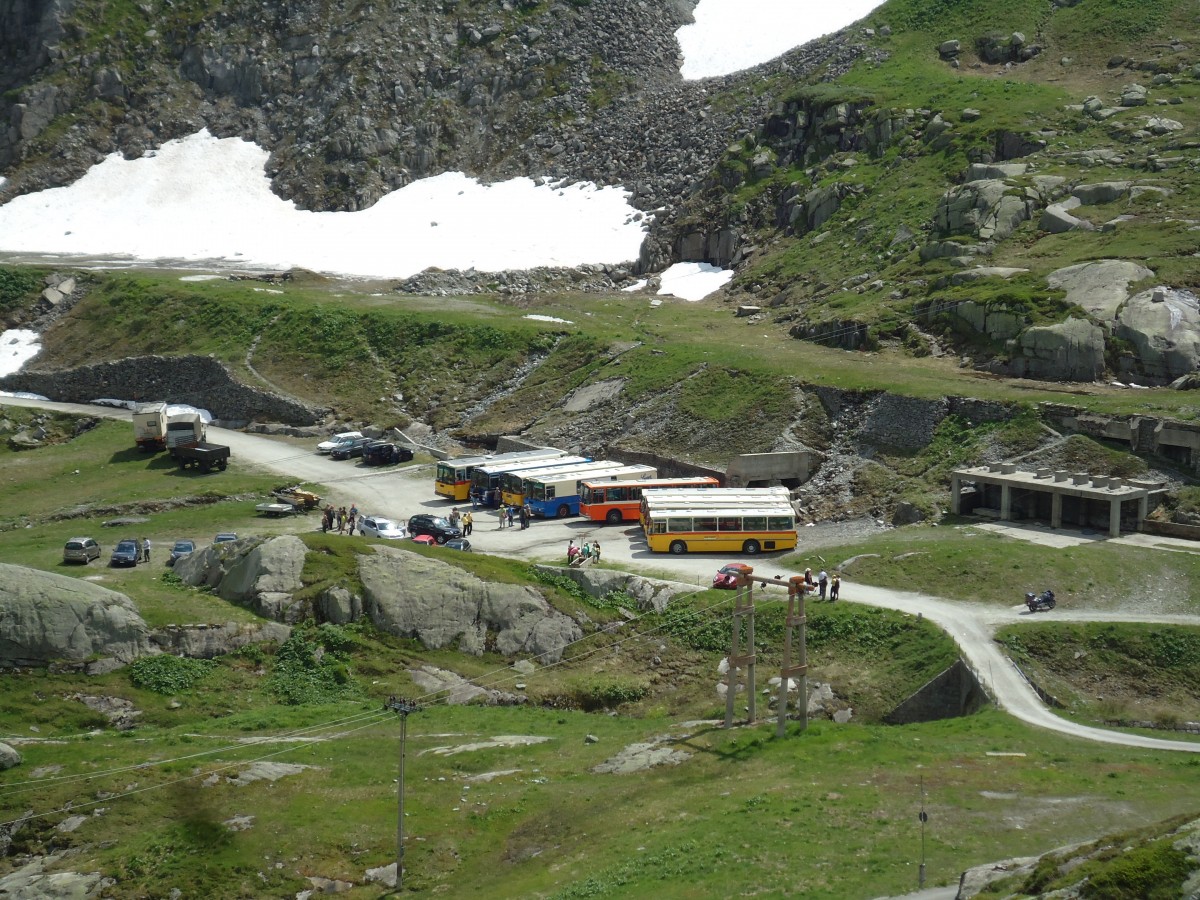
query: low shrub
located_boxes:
[129,655,217,694]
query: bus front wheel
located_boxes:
[605,509,623,525]
[669,540,687,555]
[742,540,761,555]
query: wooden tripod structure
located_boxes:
[722,569,811,737]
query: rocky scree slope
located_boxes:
[0,0,866,271]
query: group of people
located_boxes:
[497,504,531,529]
[322,503,360,535]
[448,508,473,535]
[802,567,840,602]
[566,539,600,565]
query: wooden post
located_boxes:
[774,576,809,736]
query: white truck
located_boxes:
[166,412,208,456]
[132,401,169,451]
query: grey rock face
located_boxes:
[149,622,291,658]
[0,564,153,667]
[1115,287,1200,382]
[359,546,582,662]
[535,565,693,614]
[1008,318,1106,381]
[1046,260,1155,321]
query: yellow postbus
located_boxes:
[644,502,798,555]
[639,486,792,525]
[434,448,567,501]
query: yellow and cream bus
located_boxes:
[639,486,792,524]
[469,455,589,507]
[643,501,798,555]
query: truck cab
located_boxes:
[166,412,207,456]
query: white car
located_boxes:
[359,516,407,539]
[317,431,364,454]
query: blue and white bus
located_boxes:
[524,463,657,518]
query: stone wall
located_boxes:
[884,659,989,724]
[0,355,327,426]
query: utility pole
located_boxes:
[385,696,421,892]
[918,773,928,889]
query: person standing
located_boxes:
[592,540,601,563]
[347,510,357,536]
[337,507,347,533]
[449,507,461,528]
[142,537,151,563]
[507,506,516,529]
[567,540,577,563]
[829,574,840,602]
[818,569,829,601]
[498,506,506,529]
[462,510,473,536]
[519,505,530,530]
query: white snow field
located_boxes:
[0,130,647,280]
[0,329,40,377]
[678,0,886,80]
[0,0,887,323]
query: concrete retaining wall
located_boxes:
[1142,519,1200,541]
[0,355,326,425]
[884,659,990,725]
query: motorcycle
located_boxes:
[1024,589,1056,612]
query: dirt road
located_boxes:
[5,396,1199,753]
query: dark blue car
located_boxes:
[110,538,140,567]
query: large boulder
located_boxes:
[0,564,153,666]
[359,546,582,662]
[932,179,1033,242]
[1007,318,1106,381]
[1114,287,1200,382]
[149,622,291,658]
[1046,260,1154,321]
[0,742,20,770]
[175,536,308,621]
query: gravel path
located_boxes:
[5,396,1199,753]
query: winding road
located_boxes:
[4,395,1199,754]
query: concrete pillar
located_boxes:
[1051,492,1062,529]
[1000,484,1012,521]
[1109,498,1122,538]
[1138,495,1148,530]
[950,474,961,515]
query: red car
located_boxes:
[712,562,753,589]
[411,534,437,547]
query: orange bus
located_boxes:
[579,476,720,524]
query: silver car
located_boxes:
[63,537,101,564]
[359,516,407,539]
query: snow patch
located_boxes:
[523,314,574,324]
[0,130,649,279]
[0,329,41,377]
[622,279,649,292]
[657,262,733,302]
[678,0,886,80]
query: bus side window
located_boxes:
[768,516,794,530]
[694,516,717,532]
[719,517,740,532]
[610,486,628,502]
[743,516,767,531]
[668,517,693,533]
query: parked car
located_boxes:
[317,431,364,454]
[444,538,472,552]
[110,538,140,567]
[411,534,436,547]
[330,436,372,460]
[214,532,238,544]
[359,516,407,539]
[407,514,462,545]
[63,537,101,564]
[713,562,753,589]
[362,441,414,466]
[167,539,196,566]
